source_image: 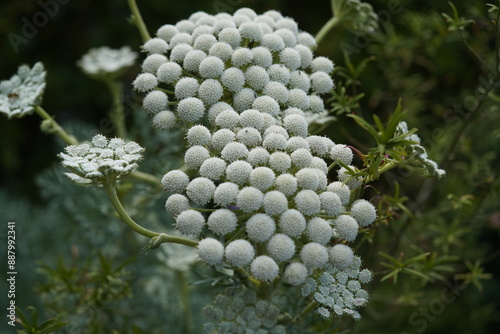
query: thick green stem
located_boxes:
[176,270,192,334]
[365,161,399,183]
[35,106,78,145]
[105,80,127,139]
[103,182,198,247]
[129,170,161,186]
[314,17,340,49]
[128,0,151,43]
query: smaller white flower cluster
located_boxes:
[132,7,335,129]
[301,253,372,320]
[0,62,46,119]
[77,46,138,80]
[59,134,144,184]
[396,121,446,179]
[203,289,285,334]
[339,0,379,34]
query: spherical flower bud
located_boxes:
[207,209,238,236]
[338,166,363,189]
[300,242,329,269]
[310,158,328,175]
[310,71,334,94]
[306,136,329,157]
[284,262,308,285]
[213,19,236,34]
[216,109,240,129]
[263,81,289,104]
[272,28,294,46]
[251,47,273,67]
[142,54,167,74]
[152,110,176,130]
[177,97,205,122]
[209,42,233,61]
[221,142,249,162]
[211,129,236,152]
[265,125,290,139]
[191,25,214,40]
[275,18,298,34]
[213,182,239,207]
[239,21,263,42]
[261,33,285,52]
[221,67,245,93]
[186,125,211,147]
[169,33,193,49]
[263,190,288,216]
[334,215,359,242]
[279,48,301,71]
[268,64,291,85]
[157,24,179,43]
[358,269,373,284]
[295,189,321,216]
[297,31,316,47]
[231,47,253,68]
[284,114,308,138]
[307,217,333,245]
[253,96,280,116]
[311,57,334,74]
[165,194,190,216]
[233,88,257,112]
[245,66,270,91]
[330,144,353,166]
[143,90,168,114]
[186,177,216,205]
[183,50,207,73]
[176,19,196,33]
[238,110,263,130]
[247,147,270,166]
[246,213,276,242]
[226,160,253,185]
[225,239,255,267]
[161,170,190,193]
[267,233,295,262]
[263,133,287,151]
[249,167,275,191]
[233,14,251,27]
[199,157,226,180]
[350,199,377,227]
[296,168,319,190]
[198,79,223,105]
[199,56,225,78]
[315,169,328,190]
[294,45,313,69]
[291,149,312,169]
[287,136,310,152]
[133,73,158,92]
[174,77,199,100]
[143,37,168,54]
[198,238,224,266]
[236,186,264,213]
[319,191,344,217]
[237,127,262,147]
[157,62,182,84]
[196,15,216,26]
[170,43,194,63]
[327,181,351,205]
[251,256,279,281]
[269,152,291,173]
[193,34,217,53]
[184,145,210,170]
[219,28,242,48]
[329,244,354,269]
[279,209,306,237]
[289,70,310,92]
[176,209,205,236]
[309,95,324,113]
[274,174,297,197]
[287,89,310,110]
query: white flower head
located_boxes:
[78,46,137,80]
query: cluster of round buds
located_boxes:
[203,288,285,333]
[59,134,144,184]
[132,7,335,129]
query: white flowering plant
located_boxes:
[12,0,500,333]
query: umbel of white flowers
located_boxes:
[134,7,377,323]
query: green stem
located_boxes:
[128,0,151,43]
[105,80,127,139]
[35,106,78,145]
[176,270,192,334]
[314,17,340,49]
[365,161,399,183]
[103,182,198,247]
[129,170,161,186]
[293,300,317,323]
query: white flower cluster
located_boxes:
[77,46,138,80]
[203,288,285,334]
[0,62,46,119]
[396,121,446,179]
[337,0,378,34]
[59,134,144,184]
[156,8,378,321]
[133,8,335,129]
